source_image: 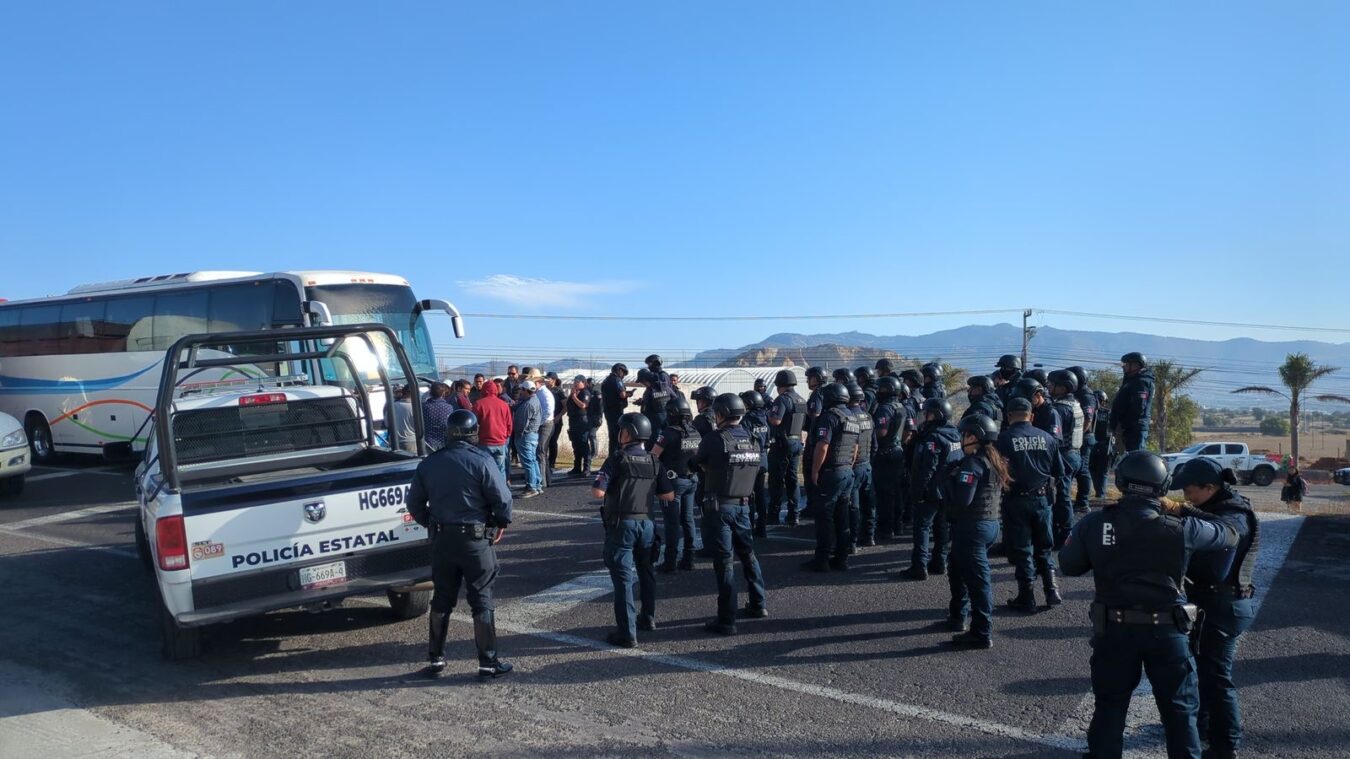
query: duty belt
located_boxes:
[1107,608,1171,625]
[1190,583,1256,600]
[432,523,487,538]
[1008,486,1048,497]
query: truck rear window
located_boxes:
[172,397,363,464]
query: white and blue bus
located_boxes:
[0,270,464,463]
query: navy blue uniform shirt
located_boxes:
[408,441,513,527]
[996,421,1061,491]
[593,442,675,498]
[1112,368,1156,431]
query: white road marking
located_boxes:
[0,502,136,531]
[497,570,615,627]
[25,468,125,482]
[515,508,601,522]
[0,524,139,559]
[1056,512,1305,753]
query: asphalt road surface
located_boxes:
[1,460,1346,758]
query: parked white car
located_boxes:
[1334,467,1350,486]
[1161,441,1282,486]
[0,411,30,497]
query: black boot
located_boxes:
[1006,582,1038,613]
[426,611,450,676]
[1038,560,1063,606]
[473,611,513,678]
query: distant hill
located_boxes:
[441,357,611,379]
[717,344,909,370]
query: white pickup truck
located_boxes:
[126,324,434,659]
[1160,441,1282,487]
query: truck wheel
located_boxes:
[1252,466,1275,487]
[386,589,431,620]
[134,515,153,572]
[24,414,55,465]
[159,595,203,660]
[0,474,22,498]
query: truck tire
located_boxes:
[0,474,23,498]
[1251,466,1275,487]
[387,589,431,620]
[24,414,55,465]
[159,595,203,660]
[134,514,153,572]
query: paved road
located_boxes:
[1,461,1346,758]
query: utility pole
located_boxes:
[1021,309,1034,369]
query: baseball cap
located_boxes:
[1170,458,1225,490]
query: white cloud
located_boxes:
[457,274,640,308]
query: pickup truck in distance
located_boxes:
[124,324,434,659]
[1160,441,1282,487]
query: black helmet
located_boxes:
[666,395,693,420]
[922,398,953,424]
[713,392,747,420]
[753,377,768,391]
[645,354,663,369]
[967,375,993,394]
[573,374,587,384]
[821,383,850,408]
[806,366,826,383]
[739,390,766,410]
[897,381,913,400]
[774,369,797,388]
[691,386,716,404]
[1012,378,1044,400]
[832,367,853,384]
[1095,390,1108,403]
[1114,451,1171,498]
[618,412,652,443]
[875,358,894,373]
[636,367,654,384]
[1026,368,1049,386]
[921,362,942,381]
[612,362,629,374]
[876,375,901,398]
[1047,369,1078,394]
[958,413,999,443]
[1120,351,1147,367]
[847,383,864,404]
[854,366,873,384]
[899,368,922,386]
[1067,366,1090,390]
[996,354,1021,371]
[446,409,479,443]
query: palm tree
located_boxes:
[1232,353,1350,464]
[1151,360,1205,452]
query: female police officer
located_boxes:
[1169,458,1260,759]
[944,414,1009,649]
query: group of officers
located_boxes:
[407,350,1259,759]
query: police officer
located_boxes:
[1014,378,1063,441]
[691,386,717,438]
[869,376,910,544]
[899,368,923,401]
[900,398,961,580]
[874,357,894,378]
[846,383,875,553]
[739,390,772,537]
[802,367,828,513]
[1089,391,1114,498]
[585,376,604,469]
[993,354,1024,414]
[832,367,853,386]
[406,410,514,678]
[1169,458,1260,759]
[693,393,768,635]
[1048,370,1085,548]
[896,379,923,530]
[920,362,945,400]
[639,354,673,441]
[602,363,630,455]
[767,369,808,526]
[753,377,771,403]
[963,375,1002,425]
[995,398,1062,612]
[650,397,702,572]
[802,383,860,572]
[1068,366,1098,514]
[566,375,593,477]
[854,366,878,413]
[592,412,675,647]
[944,414,1009,649]
[1060,451,1239,759]
[1112,352,1155,452]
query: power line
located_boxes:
[459,308,1024,322]
[1037,309,1350,335]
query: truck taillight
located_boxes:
[156,515,190,571]
[240,393,287,406]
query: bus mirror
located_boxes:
[304,300,333,328]
[416,299,465,339]
[103,442,137,463]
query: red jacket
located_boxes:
[473,382,513,446]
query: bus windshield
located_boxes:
[305,284,437,378]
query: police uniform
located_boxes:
[407,439,513,676]
[767,388,807,524]
[1090,401,1114,497]
[601,371,629,455]
[1170,460,1261,757]
[804,400,859,570]
[802,383,825,512]
[1050,390,1085,547]
[1059,457,1238,759]
[1072,381,1099,512]
[653,419,702,570]
[906,415,962,576]
[944,448,1001,646]
[595,442,674,644]
[740,403,772,536]
[870,391,910,542]
[1112,364,1155,452]
[693,422,767,632]
[995,415,1062,610]
[641,369,673,438]
[585,381,604,469]
[566,383,593,476]
[848,398,875,552]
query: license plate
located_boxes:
[299,560,347,590]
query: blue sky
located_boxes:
[2,2,1347,367]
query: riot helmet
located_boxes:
[821,383,850,409]
[774,369,798,388]
[645,354,663,370]
[847,383,864,405]
[446,409,479,443]
[1047,369,1078,394]
[958,413,999,444]
[618,412,653,444]
[739,390,766,411]
[854,366,874,385]
[666,396,693,420]
[712,392,747,421]
[922,398,953,424]
[875,358,894,374]
[876,376,902,398]
[921,362,943,382]
[1067,366,1090,391]
[1114,451,1171,498]
[996,354,1021,371]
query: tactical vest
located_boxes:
[644,371,672,411]
[1054,396,1085,449]
[824,407,862,468]
[693,411,715,438]
[741,414,770,461]
[875,400,905,453]
[1213,491,1261,591]
[660,423,700,478]
[705,429,760,500]
[1075,389,1098,438]
[604,450,658,521]
[948,454,1000,522]
[775,394,807,439]
[1095,501,1186,611]
[852,407,874,461]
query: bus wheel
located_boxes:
[24,415,54,464]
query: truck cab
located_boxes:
[1161,441,1281,487]
[132,325,435,658]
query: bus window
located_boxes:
[272,281,304,326]
[209,282,274,333]
[60,300,107,354]
[104,296,156,352]
[0,307,18,356]
[152,291,209,350]
[20,305,63,356]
